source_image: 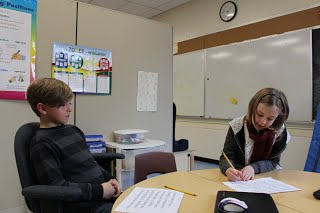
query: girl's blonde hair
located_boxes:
[246,88,289,130]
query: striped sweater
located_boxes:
[30,124,113,202]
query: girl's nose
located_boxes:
[259,118,266,126]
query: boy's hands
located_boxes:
[241,165,255,181]
[226,168,242,181]
[101,181,116,199]
[110,179,121,197]
[101,179,121,199]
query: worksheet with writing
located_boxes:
[114,187,184,213]
[223,177,301,194]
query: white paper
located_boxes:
[54,71,69,85]
[137,71,158,112]
[97,75,110,93]
[69,73,83,92]
[114,187,184,213]
[223,177,301,194]
[84,75,96,93]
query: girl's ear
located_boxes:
[37,103,47,115]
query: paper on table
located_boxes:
[114,187,184,213]
[223,177,301,194]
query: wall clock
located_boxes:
[219,1,237,22]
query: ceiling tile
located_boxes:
[128,0,172,8]
[157,0,191,11]
[78,0,192,18]
[118,2,150,16]
[141,8,163,18]
[77,0,91,3]
[90,0,127,9]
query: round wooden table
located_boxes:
[112,169,320,212]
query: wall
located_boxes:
[153,0,320,45]
[0,0,172,211]
[153,0,317,169]
[75,4,173,149]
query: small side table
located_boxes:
[106,139,166,189]
[173,149,195,171]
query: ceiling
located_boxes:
[76,0,191,18]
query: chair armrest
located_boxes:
[93,152,125,160]
[22,185,81,202]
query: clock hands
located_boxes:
[224,6,233,13]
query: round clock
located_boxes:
[219,1,237,22]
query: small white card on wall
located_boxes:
[137,71,158,112]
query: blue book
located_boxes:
[85,134,104,142]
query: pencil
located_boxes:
[222,151,235,169]
[164,185,197,196]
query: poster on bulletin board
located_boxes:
[0,0,37,100]
[52,43,112,95]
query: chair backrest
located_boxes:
[134,151,177,184]
[173,102,189,152]
[304,104,320,172]
[14,122,40,212]
[173,102,177,142]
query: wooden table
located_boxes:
[191,169,320,213]
[112,169,320,212]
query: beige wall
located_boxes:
[153,0,317,169]
[153,0,320,45]
[0,0,172,211]
[75,4,173,150]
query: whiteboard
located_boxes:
[173,50,205,116]
[205,29,312,122]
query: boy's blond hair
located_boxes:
[27,78,73,116]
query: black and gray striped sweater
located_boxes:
[30,124,113,202]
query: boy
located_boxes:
[27,78,120,213]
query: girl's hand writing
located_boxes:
[226,168,242,181]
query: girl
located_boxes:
[219,88,290,181]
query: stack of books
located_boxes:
[85,134,106,153]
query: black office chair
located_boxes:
[14,122,124,213]
[173,102,189,152]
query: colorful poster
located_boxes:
[52,43,112,95]
[0,0,37,100]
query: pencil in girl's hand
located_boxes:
[222,151,235,169]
